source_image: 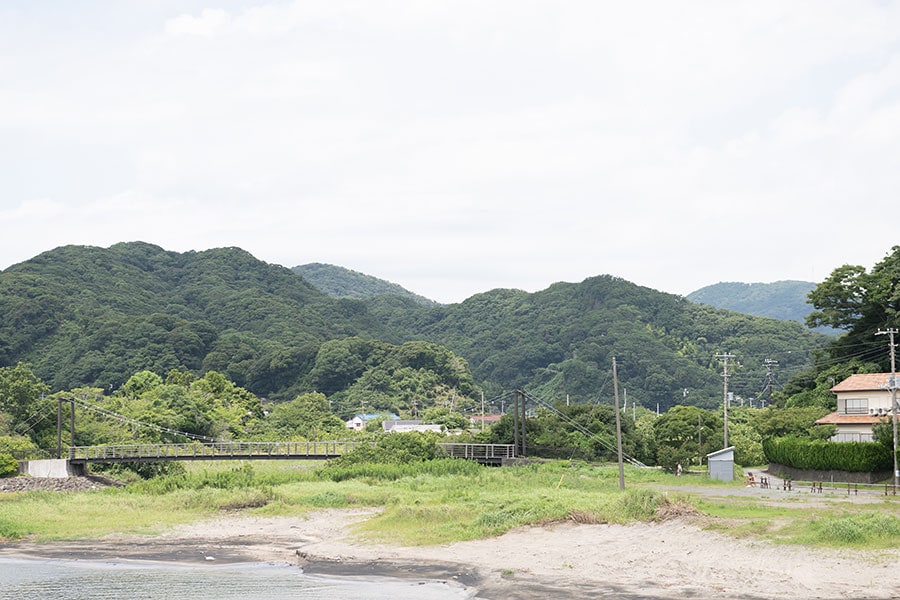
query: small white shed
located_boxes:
[706,446,735,482]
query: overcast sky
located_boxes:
[2,2,900,304]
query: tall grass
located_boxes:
[805,512,900,547]
[4,458,900,551]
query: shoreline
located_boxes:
[2,508,899,599]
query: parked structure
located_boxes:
[469,414,503,428]
[706,446,735,482]
[815,373,896,442]
[344,413,399,431]
[382,420,442,433]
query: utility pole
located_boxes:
[716,353,735,448]
[698,412,702,467]
[481,391,485,433]
[56,397,75,459]
[512,390,519,456]
[519,389,527,458]
[764,359,778,408]
[612,357,625,490]
[876,329,899,489]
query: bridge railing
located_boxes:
[67,441,517,464]
[438,443,516,461]
[68,441,371,462]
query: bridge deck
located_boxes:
[68,441,516,466]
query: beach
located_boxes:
[2,502,899,600]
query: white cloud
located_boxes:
[2,2,900,302]
[165,9,231,38]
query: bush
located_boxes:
[763,437,892,472]
[656,445,693,473]
[0,452,18,478]
[327,433,442,468]
[317,457,481,482]
[0,435,42,460]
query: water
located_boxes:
[0,557,468,600]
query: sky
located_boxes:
[2,1,900,304]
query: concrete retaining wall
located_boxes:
[19,459,75,478]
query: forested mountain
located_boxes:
[0,243,391,398]
[0,243,829,417]
[294,263,437,306]
[687,281,817,324]
[370,277,829,410]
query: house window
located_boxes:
[844,398,868,415]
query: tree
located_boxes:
[122,370,163,399]
[0,363,51,441]
[654,405,722,469]
[807,246,900,368]
[308,339,367,393]
[262,392,344,439]
[421,407,468,430]
[751,406,834,440]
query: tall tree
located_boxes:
[0,363,51,440]
[807,246,900,368]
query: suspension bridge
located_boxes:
[20,388,646,477]
[66,440,517,467]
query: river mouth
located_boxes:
[0,556,471,600]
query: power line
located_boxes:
[71,399,217,443]
[520,389,647,468]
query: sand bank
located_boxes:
[2,507,898,599]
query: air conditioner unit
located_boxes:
[880,407,889,416]
[870,408,879,416]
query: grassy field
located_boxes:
[2,459,900,550]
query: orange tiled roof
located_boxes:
[830,373,896,393]
[815,411,888,425]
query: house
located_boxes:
[345,413,399,431]
[382,420,443,433]
[815,373,898,442]
[469,414,503,428]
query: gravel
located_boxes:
[0,475,124,493]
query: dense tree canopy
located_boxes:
[374,276,827,411]
[807,246,900,368]
[1,243,829,419]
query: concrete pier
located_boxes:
[18,459,80,478]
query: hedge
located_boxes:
[762,437,892,472]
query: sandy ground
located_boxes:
[2,500,899,600]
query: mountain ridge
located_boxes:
[0,242,829,412]
[293,263,437,306]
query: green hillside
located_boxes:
[294,263,437,306]
[687,280,815,323]
[0,242,390,398]
[0,243,829,415]
[371,276,829,410]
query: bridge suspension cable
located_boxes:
[71,399,217,443]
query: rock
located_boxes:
[0,475,123,493]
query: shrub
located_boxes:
[0,452,18,478]
[763,437,892,472]
[327,433,442,468]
